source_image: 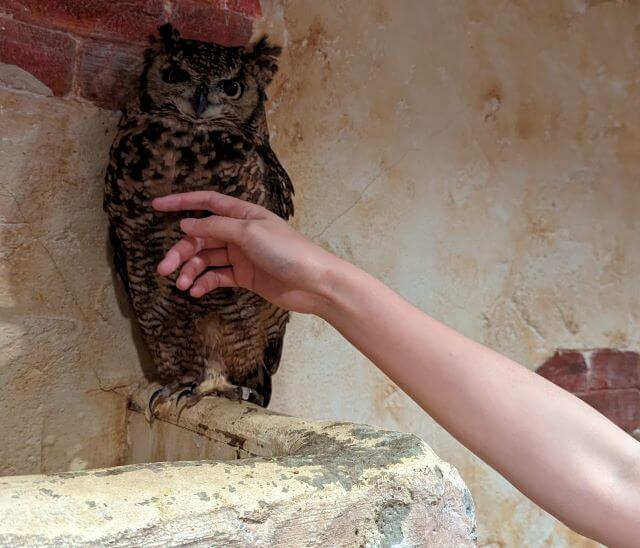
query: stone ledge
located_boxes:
[0,384,476,547]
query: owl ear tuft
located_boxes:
[244,36,282,88]
[158,23,181,49]
[143,24,180,70]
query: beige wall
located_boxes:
[0,0,638,545]
[0,78,144,476]
[259,1,640,546]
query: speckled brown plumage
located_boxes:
[104,25,293,414]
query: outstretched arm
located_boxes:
[153,191,640,547]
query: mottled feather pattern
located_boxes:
[104,26,293,410]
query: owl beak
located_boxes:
[191,84,209,118]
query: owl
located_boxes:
[104,24,294,418]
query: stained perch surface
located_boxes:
[0,384,476,547]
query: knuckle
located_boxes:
[186,236,200,251]
[242,220,263,243]
[239,202,256,220]
[204,216,218,228]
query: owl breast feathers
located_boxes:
[103,24,294,415]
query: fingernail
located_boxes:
[177,276,189,290]
[180,219,194,231]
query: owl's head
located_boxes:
[140,24,280,129]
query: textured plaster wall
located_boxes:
[257,1,640,546]
[0,0,638,546]
[0,73,143,476]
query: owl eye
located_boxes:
[162,66,190,84]
[219,79,243,99]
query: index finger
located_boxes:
[152,191,268,220]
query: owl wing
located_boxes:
[243,334,285,407]
[226,145,292,407]
[103,138,132,300]
[108,222,131,299]
[257,143,295,220]
[259,146,293,400]
[263,330,285,376]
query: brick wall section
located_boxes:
[537,348,640,434]
[0,0,261,108]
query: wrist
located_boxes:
[310,254,362,322]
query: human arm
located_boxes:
[153,190,640,546]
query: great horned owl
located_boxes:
[104,24,294,417]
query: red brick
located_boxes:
[225,0,261,17]
[590,349,640,390]
[537,350,589,392]
[169,0,253,45]
[0,0,164,44]
[76,39,145,109]
[539,348,640,434]
[0,17,75,95]
[578,389,640,433]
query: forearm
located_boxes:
[316,258,640,545]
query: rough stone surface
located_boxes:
[75,39,145,108]
[0,0,255,44]
[0,62,53,96]
[226,0,261,18]
[0,87,143,476]
[0,387,476,547]
[168,0,253,45]
[0,17,76,95]
[0,0,166,43]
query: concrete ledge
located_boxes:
[0,384,476,547]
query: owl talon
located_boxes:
[175,383,262,410]
[147,385,173,421]
[176,388,194,406]
[145,380,197,422]
[146,376,264,420]
[148,387,164,416]
[240,386,260,403]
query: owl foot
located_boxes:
[176,379,262,410]
[146,380,196,422]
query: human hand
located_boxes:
[152,191,341,314]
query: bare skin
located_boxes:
[153,190,640,547]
